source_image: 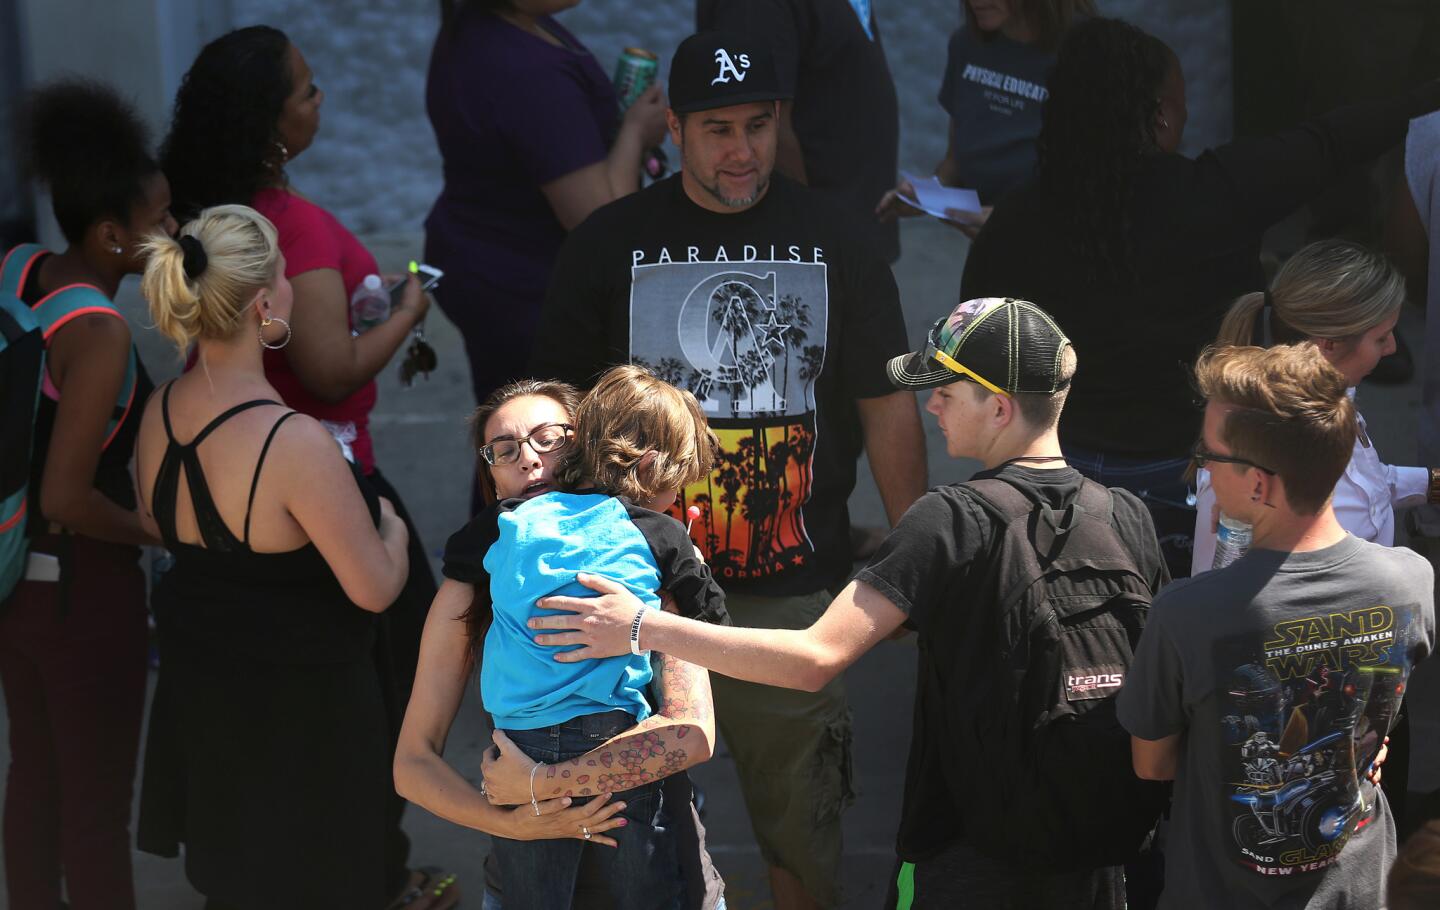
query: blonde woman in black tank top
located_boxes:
[131,205,409,909]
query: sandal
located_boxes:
[386,866,461,910]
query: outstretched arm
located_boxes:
[481,650,715,804]
[529,574,907,691]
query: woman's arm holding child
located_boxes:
[395,579,629,843]
[482,650,715,803]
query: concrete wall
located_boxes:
[8,0,231,246]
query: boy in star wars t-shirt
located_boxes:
[1119,345,1435,909]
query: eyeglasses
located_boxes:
[480,422,574,466]
[1191,445,1276,476]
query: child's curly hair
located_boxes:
[557,365,718,502]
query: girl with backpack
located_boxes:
[0,79,176,910]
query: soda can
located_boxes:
[1212,513,1253,569]
[614,47,658,111]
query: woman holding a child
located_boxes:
[394,368,731,909]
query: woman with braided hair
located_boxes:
[962,16,1440,579]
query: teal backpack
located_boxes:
[0,244,138,600]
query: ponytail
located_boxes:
[1216,292,1265,349]
[1213,240,1405,354]
[141,232,205,354]
[140,204,280,356]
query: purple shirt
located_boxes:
[424,12,618,300]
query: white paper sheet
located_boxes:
[899,171,982,219]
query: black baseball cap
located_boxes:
[668,31,791,114]
[888,297,1073,395]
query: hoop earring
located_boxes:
[260,315,292,350]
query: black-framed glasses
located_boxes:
[480,423,574,466]
[1191,445,1276,476]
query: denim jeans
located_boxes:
[1063,447,1196,581]
[491,710,682,910]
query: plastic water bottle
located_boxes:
[349,274,389,334]
[1212,513,1253,569]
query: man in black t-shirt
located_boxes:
[528,31,926,910]
[696,0,901,263]
[526,298,1170,908]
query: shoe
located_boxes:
[1366,329,1414,386]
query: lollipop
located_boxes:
[685,505,701,533]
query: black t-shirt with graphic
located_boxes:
[855,465,1169,866]
[531,173,907,597]
[1118,537,1435,908]
[697,0,901,263]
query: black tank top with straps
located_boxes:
[152,382,297,553]
[148,381,380,665]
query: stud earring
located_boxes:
[111,245,123,255]
[1160,117,1171,130]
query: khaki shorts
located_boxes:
[710,589,856,908]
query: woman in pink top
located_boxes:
[160,26,455,909]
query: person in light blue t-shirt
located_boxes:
[441,365,728,910]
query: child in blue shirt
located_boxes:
[440,365,726,910]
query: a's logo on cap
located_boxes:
[711,48,751,85]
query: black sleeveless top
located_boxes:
[138,385,391,903]
[149,382,381,665]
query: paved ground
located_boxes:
[1,217,1436,908]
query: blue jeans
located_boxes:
[1063,447,1195,581]
[482,890,725,910]
[491,710,682,910]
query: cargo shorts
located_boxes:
[709,589,856,908]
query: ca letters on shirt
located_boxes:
[627,250,829,584]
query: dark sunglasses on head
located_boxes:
[1191,445,1276,476]
[480,422,574,466]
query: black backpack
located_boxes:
[941,476,1169,871]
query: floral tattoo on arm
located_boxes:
[535,652,713,798]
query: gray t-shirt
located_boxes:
[1118,535,1435,909]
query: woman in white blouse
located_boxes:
[1191,239,1436,573]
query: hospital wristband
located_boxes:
[630,607,647,656]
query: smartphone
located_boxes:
[388,262,444,309]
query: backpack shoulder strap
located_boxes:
[33,284,123,340]
[1073,478,1150,582]
[963,476,1035,523]
[32,284,136,452]
[0,244,47,298]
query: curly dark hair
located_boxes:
[161,25,292,221]
[18,78,158,244]
[1036,18,1173,284]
